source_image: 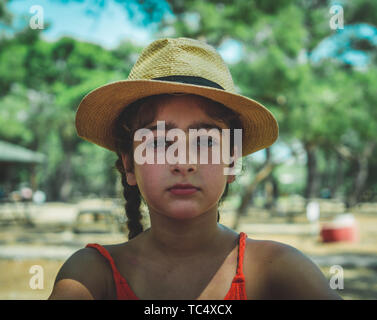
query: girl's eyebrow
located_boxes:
[145,121,225,132]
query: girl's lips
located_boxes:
[169,188,198,195]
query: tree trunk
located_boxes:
[331,153,344,199]
[304,143,319,200]
[347,142,376,207]
[265,173,279,209]
[232,148,275,230]
[58,152,73,201]
[264,178,274,210]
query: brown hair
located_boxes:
[113,94,243,240]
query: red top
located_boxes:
[86,232,247,300]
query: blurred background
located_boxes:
[0,0,376,299]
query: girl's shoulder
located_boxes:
[244,238,341,299]
[244,237,307,279]
[49,246,115,299]
[245,237,297,262]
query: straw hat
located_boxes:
[75,37,278,157]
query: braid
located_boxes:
[115,158,144,240]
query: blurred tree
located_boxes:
[0,17,142,200]
[332,66,377,207]
[161,0,377,212]
[0,0,12,27]
[2,0,377,210]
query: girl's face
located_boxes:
[122,94,237,220]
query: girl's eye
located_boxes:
[146,137,218,149]
[196,136,217,148]
[147,137,170,149]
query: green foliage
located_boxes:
[2,0,377,204]
[0,84,32,143]
[72,142,118,197]
[0,42,27,94]
[0,24,142,199]
[164,0,377,201]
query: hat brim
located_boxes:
[75,79,279,157]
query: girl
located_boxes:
[49,37,341,300]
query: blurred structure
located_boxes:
[0,140,45,225]
[0,140,45,197]
[320,213,359,243]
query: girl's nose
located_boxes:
[168,134,199,175]
[170,161,197,175]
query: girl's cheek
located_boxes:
[135,164,163,189]
[199,167,227,189]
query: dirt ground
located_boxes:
[0,203,376,300]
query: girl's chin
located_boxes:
[154,208,205,220]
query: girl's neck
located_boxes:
[142,210,228,261]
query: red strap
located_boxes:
[236,232,247,277]
[86,243,123,281]
[224,232,248,299]
[85,243,139,300]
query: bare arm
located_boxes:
[49,278,94,300]
[265,242,342,300]
[48,248,109,300]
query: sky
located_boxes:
[7,0,243,63]
[310,23,377,68]
[8,0,157,48]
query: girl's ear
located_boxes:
[121,153,137,186]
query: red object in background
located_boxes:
[320,225,358,243]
